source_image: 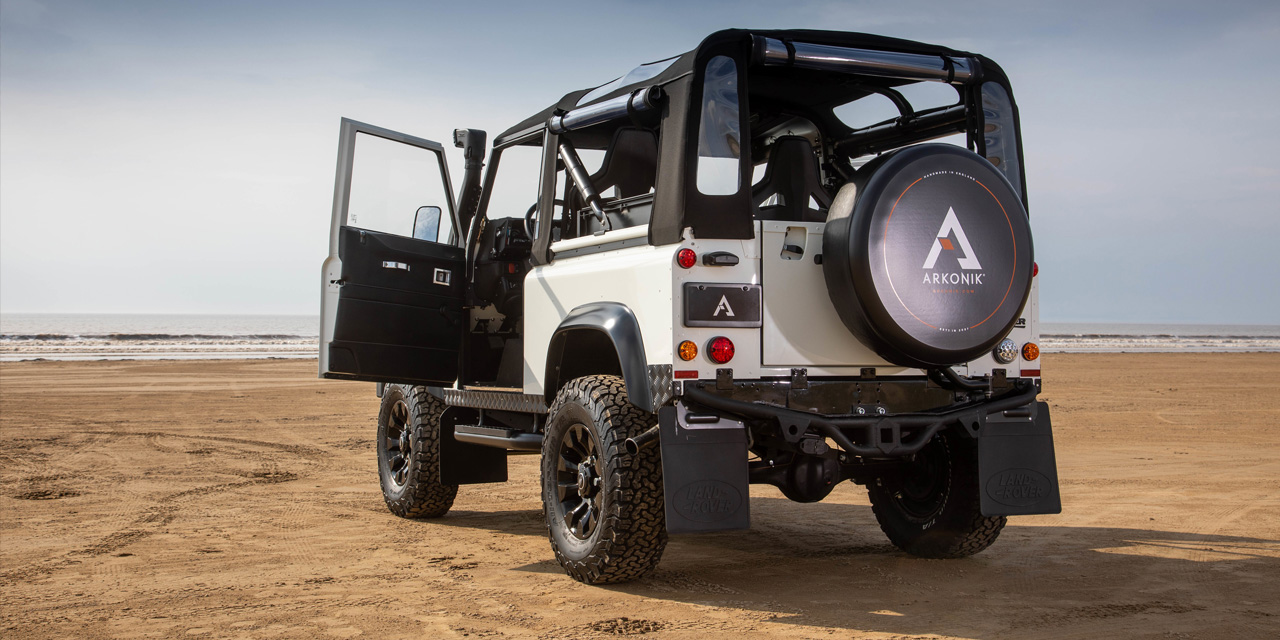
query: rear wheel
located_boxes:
[541,375,666,584]
[376,385,457,518]
[867,430,1005,558]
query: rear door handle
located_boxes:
[381,261,410,271]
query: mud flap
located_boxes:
[438,407,508,485]
[978,401,1061,516]
[658,405,750,534]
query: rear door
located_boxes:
[320,118,465,386]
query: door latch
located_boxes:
[381,261,410,271]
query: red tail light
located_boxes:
[677,248,697,269]
[708,336,735,364]
[1032,261,1039,277]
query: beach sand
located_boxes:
[1,355,1277,639]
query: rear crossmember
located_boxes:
[682,379,1039,458]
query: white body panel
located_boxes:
[524,225,677,395]
[525,218,1042,396]
[759,220,891,367]
[670,222,916,379]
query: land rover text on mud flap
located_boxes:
[320,29,1060,584]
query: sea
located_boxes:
[0,314,318,361]
[1,314,1278,361]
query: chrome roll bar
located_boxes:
[547,85,664,134]
[753,37,978,85]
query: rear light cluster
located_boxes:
[677,248,697,269]
[1022,342,1039,361]
[708,337,735,364]
[678,340,698,361]
[993,338,1018,364]
[674,336,734,378]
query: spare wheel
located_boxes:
[822,144,1033,368]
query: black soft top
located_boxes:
[496,28,994,146]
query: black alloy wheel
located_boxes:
[383,398,413,488]
[867,431,1005,558]
[376,384,457,518]
[540,375,666,584]
[553,422,604,540]
[892,437,951,521]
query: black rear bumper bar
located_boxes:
[682,381,1039,458]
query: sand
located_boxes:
[1,354,1277,639]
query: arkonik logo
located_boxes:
[713,295,735,317]
[922,207,981,270]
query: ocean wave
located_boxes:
[1039,334,1280,353]
[1041,333,1275,340]
[1,333,315,342]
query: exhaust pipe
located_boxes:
[624,425,660,455]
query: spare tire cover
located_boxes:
[822,144,1033,368]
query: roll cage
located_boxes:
[478,28,1027,267]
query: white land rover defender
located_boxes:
[320,29,1060,584]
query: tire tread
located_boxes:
[542,375,666,584]
[381,385,457,519]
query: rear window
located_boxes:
[696,56,742,196]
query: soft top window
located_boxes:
[695,55,741,196]
[577,57,679,106]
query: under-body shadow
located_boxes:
[426,496,1279,638]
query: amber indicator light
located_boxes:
[1022,342,1040,361]
[678,340,698,361]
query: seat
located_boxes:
[590,127,659,199]
[567,128,658,235]
[752,136,832,222]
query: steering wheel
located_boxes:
[524,199,565,240]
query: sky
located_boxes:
[1,0,1278,323]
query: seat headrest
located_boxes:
[593,128,658,198]
[753,136,832,222]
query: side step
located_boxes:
[453,424,543,451]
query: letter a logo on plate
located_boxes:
[713,296,735,317]
[922,207,982,270]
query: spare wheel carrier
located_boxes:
[822,144,1033,368]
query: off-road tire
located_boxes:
[377,384,457,518]
[541,375,666,584]
[867,430,1005,558]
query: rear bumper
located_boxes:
[681,378,1039,458]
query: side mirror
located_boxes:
[412,205,441,242]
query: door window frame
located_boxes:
[328,117,459,258]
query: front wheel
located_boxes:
[867,430,1005,558]
[376,384,457,518]
[541,375,666,584]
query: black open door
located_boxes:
[320,118,465,386]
